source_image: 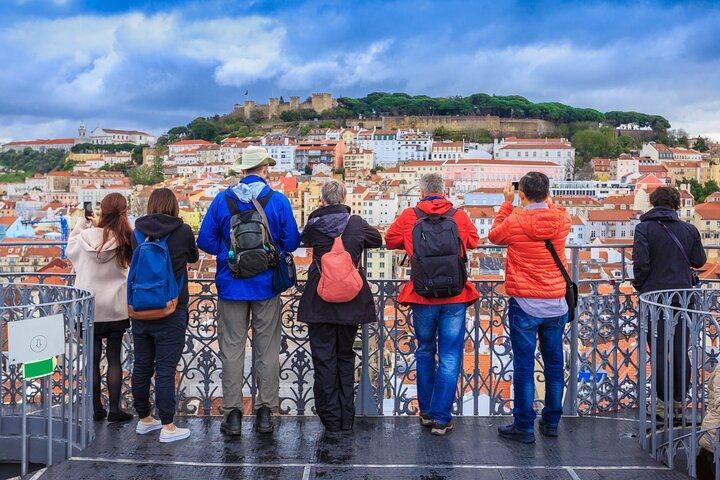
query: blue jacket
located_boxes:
[197,176,301,301]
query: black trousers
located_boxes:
[308,323,359,430]
[651,305,691,402]
[132,308,187,425]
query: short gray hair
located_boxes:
[321,180,346,205]
[419,173,444,195]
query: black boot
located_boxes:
[255,406,274,434]
[221,409,242,436]
[93,408,107,421]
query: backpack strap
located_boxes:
[134,229,146,246]
[414,207,428,219]
[224,193,241,216]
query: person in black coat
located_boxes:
[632,186,706,412]
[298,180,382,431]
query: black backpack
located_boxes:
[223,191,278,279]
[410,207,468,298]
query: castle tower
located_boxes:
[311,93,333,113]
[244,100,255,120]
[290,96,300,111]
[268,98,280,119]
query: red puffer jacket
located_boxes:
[385,198,480,306]
[488,201,571,299]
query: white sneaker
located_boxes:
[159,426,190,443]
[136,418,162,435]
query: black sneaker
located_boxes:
[538,419,558,437]
[419,412,433,428]
[93,408,107,421]
[430,420,453,436]
[107,410,134,423]
[255,406,274,434]
[221,409,242,436]
[498,424,535,444]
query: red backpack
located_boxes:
[316,222,364,303]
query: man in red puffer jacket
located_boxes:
[386,173,479,436]
[489,172,571,444]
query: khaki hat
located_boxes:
[236,145,277,170]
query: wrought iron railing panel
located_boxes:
[1,272,646,417]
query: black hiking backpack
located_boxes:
[223,191,278,279]
[410,207,467,298]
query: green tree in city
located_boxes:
[694,136,709,152]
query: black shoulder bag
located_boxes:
[544,240,578,322]
[656,221,700,287]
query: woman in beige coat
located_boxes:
[67,193,134,422]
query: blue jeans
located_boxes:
[412,303,466,425]
[132,307,188,425]
[508,298,568,432]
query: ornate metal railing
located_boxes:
[0,270,644,418]
[3,244,719,422]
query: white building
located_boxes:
[77,184,133,206]
[494,137,575,171]
[1,138,76,153]
[360,191,399,226]
[168,139,214,156]
[397,129,433,161]
[357,128,399,167]
[262,137,298,173]
[585,209,639,241]
[551,180,633,199]
[431,141,464,160]
[90,128,156,146]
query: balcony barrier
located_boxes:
[640,288,720,478]
[0,282,95,476]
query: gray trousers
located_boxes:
[217,296,282,414]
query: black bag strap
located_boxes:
[544,240,572,285]
[656,221,692,268]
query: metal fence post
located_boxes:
[356,323,376,415]
[565,247,580,415]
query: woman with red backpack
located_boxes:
[298,180,382,432]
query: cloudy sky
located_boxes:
[1,0,718,143]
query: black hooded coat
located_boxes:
[297,204,382,325]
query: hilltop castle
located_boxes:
[232,93,337,120]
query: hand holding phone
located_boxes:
[511,181,520,190]
[83,202,93,219]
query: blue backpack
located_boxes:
[127,230,182,320]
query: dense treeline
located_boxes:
[0,148,67,174]
[336,93,671,129]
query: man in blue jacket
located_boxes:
[197,146,300,436]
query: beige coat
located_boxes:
[66,220,129,323]
[701,367,720,451]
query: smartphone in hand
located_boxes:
[83,202,93,219]
[511,181,520,190]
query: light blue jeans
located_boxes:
[412,303,466,425]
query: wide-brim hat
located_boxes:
[236,145,277,170]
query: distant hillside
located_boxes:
[157,91,670,145]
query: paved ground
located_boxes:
[28,416,688,479]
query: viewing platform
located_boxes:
[38,416,684,480]
[2,243,720,479]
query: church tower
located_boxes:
[77,122,87,142]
